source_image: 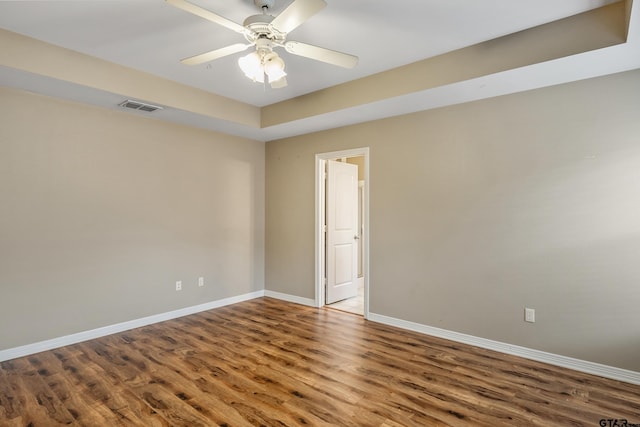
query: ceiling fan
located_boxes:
[166,0,358,88]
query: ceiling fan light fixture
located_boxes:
[238,49,287,87]
[270,76,288,88]
[238,51,264,82]
[264,52,287,82]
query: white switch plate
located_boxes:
[176,281,182,291]
[525,308,535,323]
[198,277,204,287]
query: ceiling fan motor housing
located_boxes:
[243,13,285,44]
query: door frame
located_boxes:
[315,147,370,318]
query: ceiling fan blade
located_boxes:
[181,43,252,65]
[166,0,246,34]
[271,0,327,34]
[284,41,358,68]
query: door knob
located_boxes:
[354,235,360,240]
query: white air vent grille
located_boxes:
[118,100,163,113]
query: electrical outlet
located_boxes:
[198,277,204,287]
[525,308,535,323]
[176,281,182,291]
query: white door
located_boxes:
[326,160,358,304]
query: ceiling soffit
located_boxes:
[0,1,638,141]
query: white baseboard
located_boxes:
[264,290,317,307]
[368,312,640,386]
[0,290,265,363]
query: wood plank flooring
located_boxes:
[1,297,639,426]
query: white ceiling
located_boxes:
[1,0,638,140]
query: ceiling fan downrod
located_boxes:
[254,0,274,12]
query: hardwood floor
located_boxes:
[1,298,639,426]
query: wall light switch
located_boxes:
[198,277,204,287]
[525,308,535,323]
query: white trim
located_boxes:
[315,157,327,309]
[315,148,370,318]
[368,313,640,385]
[0,290,265,362]
[264,290,316,307]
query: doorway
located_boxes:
[315,148,369,318]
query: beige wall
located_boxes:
[266,69,640,371]
[0,87,265,349]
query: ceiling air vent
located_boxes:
[118,99,163,113]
